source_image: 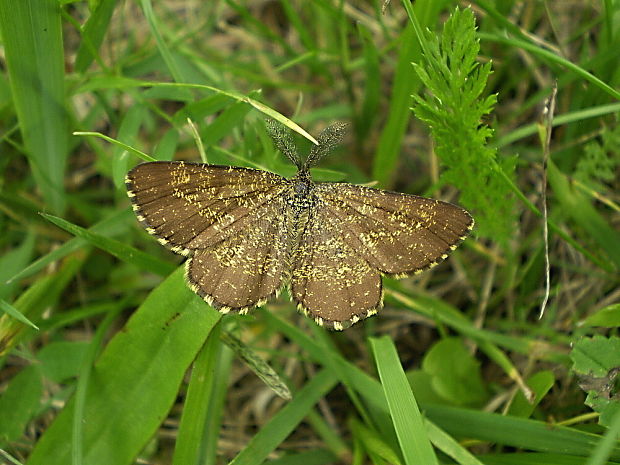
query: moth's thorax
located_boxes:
[286,172,316,210]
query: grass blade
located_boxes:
[424,420,484,465]
[370,335,438,465]
[173,322,223,465]
[585,408,620,465]
[40,213,175,277]
[9,209,133,284]
[0,255,84,356]
[423,404,620,459]
[229,369,338,465]
[372,1,441,187]
[0,0,69,213]
[548,160,620,269]
[478,32,620,101]
[74,0,117,72]
[0,298,39,330]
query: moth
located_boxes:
[125,121,473,329]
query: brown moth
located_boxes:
[125,121,473,330]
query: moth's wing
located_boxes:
[314,183,474,276]
[126,161,290,312]
[290,183,473,330]
[125,161,287,255]
[290,199,382,330]
[186,195,289,312]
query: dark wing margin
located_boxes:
[126,161,289,313]
[125,161,287,255]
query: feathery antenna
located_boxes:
[265,119,301,168]
[303,122,348,170]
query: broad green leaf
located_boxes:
[581,304,620,328]
[422,337,488,407]
[571,336,620,427]
[0,366,43,446]
[571,336,620,378]
[37,341,90,384]
[27,267,221,465]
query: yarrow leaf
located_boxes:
[412,7,516,248]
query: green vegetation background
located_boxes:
[0,1,619,464]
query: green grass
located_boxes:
[1,1,619,464]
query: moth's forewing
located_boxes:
[126,161,290,310]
